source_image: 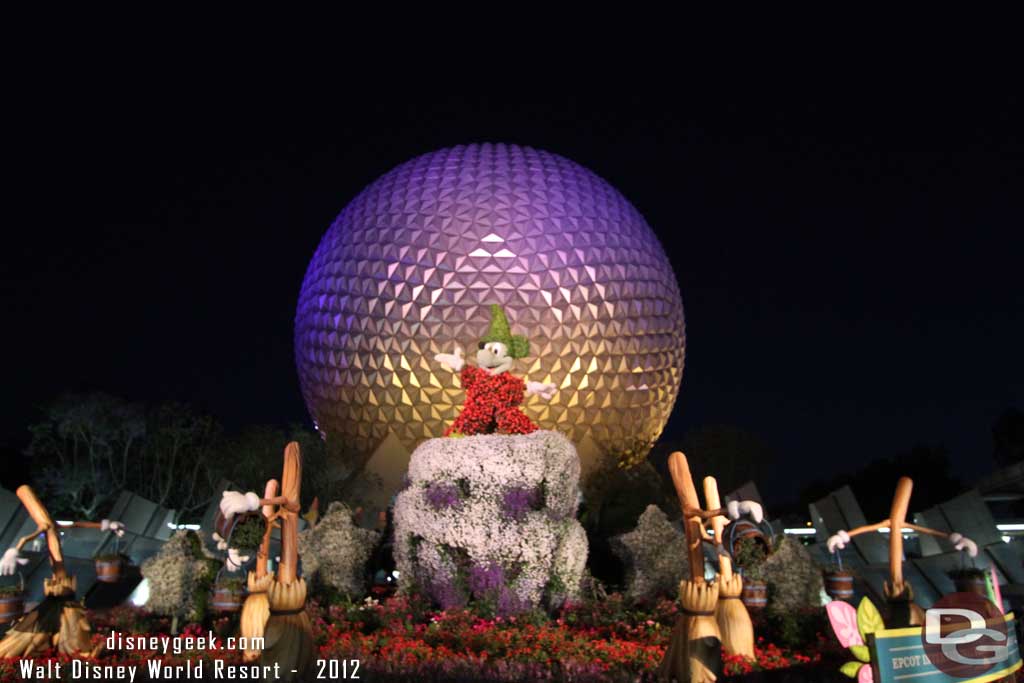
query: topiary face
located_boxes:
[476,341,514,375]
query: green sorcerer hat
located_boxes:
[480,304,530,359]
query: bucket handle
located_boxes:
[724,510,776,558]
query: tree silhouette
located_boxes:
[800,445,962,521]
[648,424,773,501]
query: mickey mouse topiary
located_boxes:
[434,304,557,437]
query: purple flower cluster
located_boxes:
[467,562,505,596]
[495,587,525,618]
[501,485,541,521]
[424,482,462,511]
[428,575,467,610]
[465,561,526,617]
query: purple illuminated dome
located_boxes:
[295,144,685,487]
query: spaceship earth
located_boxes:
[295,143,685,479]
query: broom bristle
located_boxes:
[260,578,313,682]
[884,580,923,628]
[262,612,314,682]
[0,588,97,659]
[716,574,754,658]
[241,572,275,662]
[241,594,270,662]
[679,581,720,683]
[656,615,689,683]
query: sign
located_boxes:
[870,612,1021,683]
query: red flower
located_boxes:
[445,367,538,436]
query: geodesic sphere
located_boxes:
[295,143,685,475]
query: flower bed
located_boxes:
[309,595,828,682]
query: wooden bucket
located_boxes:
[95,556,124,583]
[741,580,767,610]
[726,518,772,559]
[824,571,855,600]
[0,573,25,624]
[211,586,246,613]
[0,594,24,624]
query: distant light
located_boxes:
[997,523,1024,531]
[56,520,73,527]
[877,528,914,534]
[166,523,201,530]
[392,570,400,579]
[128,578,150,606]
[784,528,816,536]
[1003,535,1012,544]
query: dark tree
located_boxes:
[26,393,145,518]
[993,408,1024,468]
[648,424,773,499]
[800,445,962,521]
[26,393,223,519]
[217,423,353,510]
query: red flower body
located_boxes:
[445,365,538,436]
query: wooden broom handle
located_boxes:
[703,476,733,581]
[845,520,951,540]
[277,442,302,584]
[668,451,706,577]
[255,479,278,578]
[16,485,66,577]
[888,477,913,591]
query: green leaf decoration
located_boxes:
[840,661,863,678]
[857,597,884,638]
[850,644,871,662]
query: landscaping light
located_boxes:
[128,578,150,607]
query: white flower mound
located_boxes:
[140,531,218,622]
[394,430,587,612]
[299,501,381,598]
[611,505,690,601]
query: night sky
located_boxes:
[4,89,1021,505]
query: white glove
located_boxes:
[726,499,764,524]
[949,532,979,558]
[827,529,851,554]
[434,347,465,372]
[211,532,228,551]
[0,548,28,576]
[526,381,557,400]
[101,519,126,537]
[225,548,250,571]
[220,491,261,520]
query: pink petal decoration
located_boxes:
[858,663,873,683]
[827,600,864,648]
